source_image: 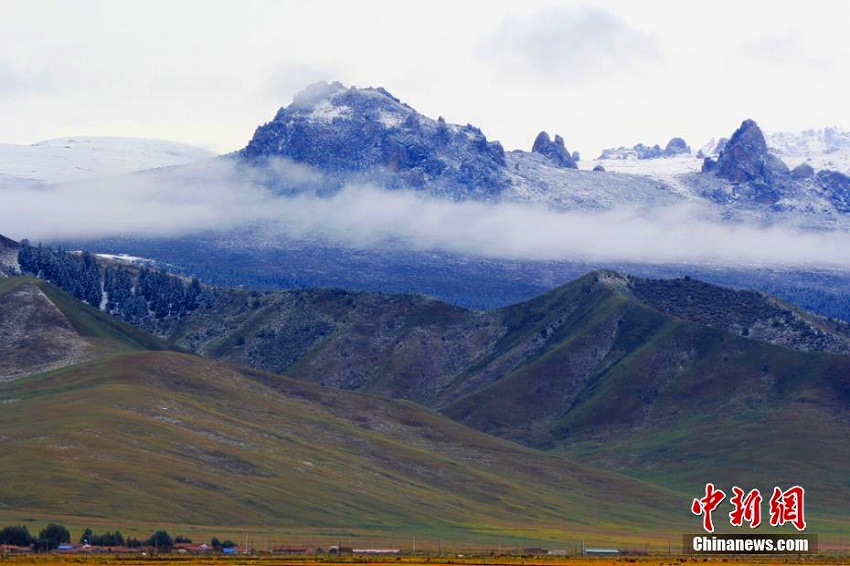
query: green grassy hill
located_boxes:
[0,277,686,544]
[139,271,850,539]
[0,349,686,541]
[0,277,173,380]
[6,273,850,543]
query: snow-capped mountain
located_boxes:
[766,127,850,173]
[597,138,691,160]
[241,81,509,199]
[0,136,217,186]
[8,82,845,323]
[236,83,850,227]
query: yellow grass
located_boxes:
[3,556,850,566]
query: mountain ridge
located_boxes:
[0,276,686,540]
[0,136,216,186]
[241,81,509,199]
[5,248,850,538]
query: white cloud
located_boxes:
[482,6,658,76]
[248,186,850,270]
[0,62,55,97]
[4,162,849,272]
[263,64,338,104]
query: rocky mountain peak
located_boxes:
[708,119,789,186]
[597,137,690,160]
[531,131,578,169]
[664,137,690,156]
[289,80,348,109]
[241,82,510,199]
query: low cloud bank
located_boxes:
[2,158,849,271]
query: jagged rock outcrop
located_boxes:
[790,162,815,180]
[664,137,690,156]
[712,119,789,186]
[241,81,510,199]
[815,170,850,212]
[598,140,688,160]
[531,132,578,169]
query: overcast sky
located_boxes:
[2,0,849,158]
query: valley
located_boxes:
[3,82,850,553]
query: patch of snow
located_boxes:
[583,155,703,196]
[505,151,692,211]
[95,252,154,265]
[697,138,723,157]
[307,100,351,123]
[766,127,850,174]
[377,109,405,129]
[0,136,217,184]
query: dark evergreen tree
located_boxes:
[126,536,143,548]
[17,240,207,328]
[147,530,173,549]
[34,523,70,551]
[0,525,33,547]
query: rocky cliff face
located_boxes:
[709,119,789,186]
[664,137,690,156]
[700,119,794,205]
[531,131,578,169]
[598,137,691,160]
[699,119,850,213]
[241,81,510,199]
[0,234,20,276]
[815,170,850,212]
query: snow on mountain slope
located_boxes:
[0,137,217,185]
[766,127,850,173]
[582,154,703,197]
[242,81,510,200]
[506,151,694,209]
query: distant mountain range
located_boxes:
[3,82,850,542]
[0,275,684,540]
[237,82,850,222]
[4,81,850,323]
[4,258,850,538]
[0,136,216,187]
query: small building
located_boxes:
[0,544,32,555]
[173,543,212,554]
[353,548,401,555]
[584,548,620,555]
[273,545,319,555]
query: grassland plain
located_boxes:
[3,276,849,548]
[1,555,849,566]
[0,279,696,547]
[134,269,850,544]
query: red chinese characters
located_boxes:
[693,484,806,532]
[729,486,763,528]
[691,483,726,533]
[769,485,807,531]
